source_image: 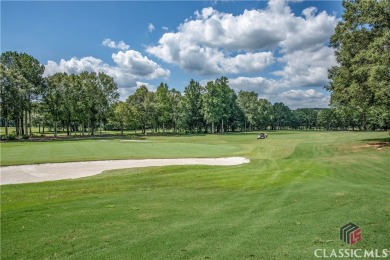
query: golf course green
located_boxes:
[1,131,389,259]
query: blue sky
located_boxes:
[1,0,344,108]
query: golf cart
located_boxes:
[257,133,267,139]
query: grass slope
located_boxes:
[1,131,389,259]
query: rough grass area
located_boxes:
[1,131,389,259]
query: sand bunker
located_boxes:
[0,157,249,185]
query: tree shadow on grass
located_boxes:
[360,137,390,148]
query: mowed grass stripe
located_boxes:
[1,131,389,259]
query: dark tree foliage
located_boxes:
[326,0,390,129]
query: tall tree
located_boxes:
[112,101,128,135]
[96,72,119,135]
[169,88,182,133]
[326,0,390,129]
[202,77,234,133]
[257,99,273,130]
[202,81,223,133]
[271,102,291,130]
[44,73,67,137]
[126,85,153,134]
[237,91,259,131]
[182,79,204,133]
[0,51,44,135]
[156,83,171,132]
[215,76,234,133]
[0,64,29,137]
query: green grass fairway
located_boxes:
[1,132,389,259]
[0,136,242,166]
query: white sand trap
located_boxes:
[0,157,249,185]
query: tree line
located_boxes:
[1,51,118,138]
[1,51,389,140]
[109,78,389,134]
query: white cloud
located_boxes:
[273,46,336,87]
[112,50,170,79]
[147,0,338,79]
[150,1,337,52]
[229,76,286,96]
[278,89,330,108]
[148,23,155,32]
[280,8,338,53]
[162,26,169,31]
[44,50,169,89]
[45,56,113,77]
[102,38,130,51]
[147,35,275,75]
[229,76,330,108]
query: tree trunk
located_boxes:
[54,120,57,137]
[67,115,71,136]
[29,110,32,135]
[15,118,19,136]
[25,110,28,136]
[4,118,9,138]
[211,122,214,134]
[90,120,94,135]
[221,119,224,133]
[80,123,83,135]
[20,116,24,136]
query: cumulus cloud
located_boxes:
[45,57,113,77]
[102,38,130,51]
[148,23,155,32]
[147,35,275,75]
[146,0,338,107]
[44,49,170,91]
[148,0,337,53]
[229,76,330,108]
[229,76,286,96]
[201,75,329,108]
[278,89,330,108]
[273,46,337,87]
[112,50,170,79]
[280,7,338,53]
[147,0,338,87]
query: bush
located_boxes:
[22,134,30,140]
[7,133,17,140]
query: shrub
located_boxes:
[7,133,17,140]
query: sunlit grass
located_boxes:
[1,131,389,259]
